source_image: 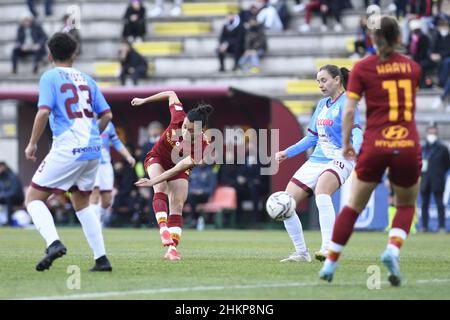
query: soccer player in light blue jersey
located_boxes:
[90,122,135,224]
[24,32,113,272]
[275,65,363,263]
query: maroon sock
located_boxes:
[391,206,415,236]
[153,192,168,227]
[331,206,360,246]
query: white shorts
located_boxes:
[290,159,354,196]
[31,151,100,195]
[94,162,114,191]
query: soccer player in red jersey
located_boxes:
[319,16,422,286]
[131,91,212,260]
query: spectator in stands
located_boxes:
[270,0,291,30]
[238,17,267,73]
[61,14,82,55]
[134,146,146,179]
[27,0,52,17]
[298,0,343,33]
[149,0,183,17]
[217,13,246,72]
[122,0,147,43]
[11,13,47,74]
[141,121,164,164]
[110,160,138,226]
[422,15,450,89]
[293,0,305,13]
[407,19,430,67]
[0,162,24,226]
[129,188,148,227]
[255,0,284,32]
[185,164,217,228]
[219,145,262,227]
[394,0,409,19]
[420,125,450,233]
[351,15,375,58]
[119,41,148,86]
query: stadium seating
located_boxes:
[197,186,237,229]
[0,0,447,139]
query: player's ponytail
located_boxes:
[339,67,350,90]
[187,103,214,126]
[319,65,349,90]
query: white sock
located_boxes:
[316,194,336,252]
[283,211,307,253]
[76,206,106,259]
[387,228,407,257]
[27,200,60,247]
[99,206,109,224]
[90,204,101,222]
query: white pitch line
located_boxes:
[16,277,450,300]
[22,282,318,300]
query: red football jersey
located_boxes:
[145,103,209,169]
[347,52,422,153]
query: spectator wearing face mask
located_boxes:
[407,19,431,87]
[141,121,164,164]
[420,125,450,233]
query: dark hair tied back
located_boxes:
[186,103,214,125]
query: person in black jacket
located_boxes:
[217,13,246,72]
[11,13,47,74]
[119,41,148,86]
[407,19,431,88]
[0,162,24,226]
[420,125,450,232]
[421,16,450,88]
[122,0,147,42]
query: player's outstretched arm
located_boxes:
[276,134,318,163]
[135,156,194,187]
[131,91,181,107]
[118,146,136,167]
[25,108,51,162]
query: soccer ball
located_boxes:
[266,191,296,221]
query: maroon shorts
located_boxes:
[144,154,190,181]
[355,147,422,188]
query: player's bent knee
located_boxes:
[25,187,49,207]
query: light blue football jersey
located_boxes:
[37,67,111,161]
[286,92,363,163]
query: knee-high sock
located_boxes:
[387,205,415,257]
[27,200,60,247]
[76,206,106,259]
[283,211,307,253]
[168,214,183,247]
[328,206,360,262]
[315,194,336,252]
[153,192,168,228]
